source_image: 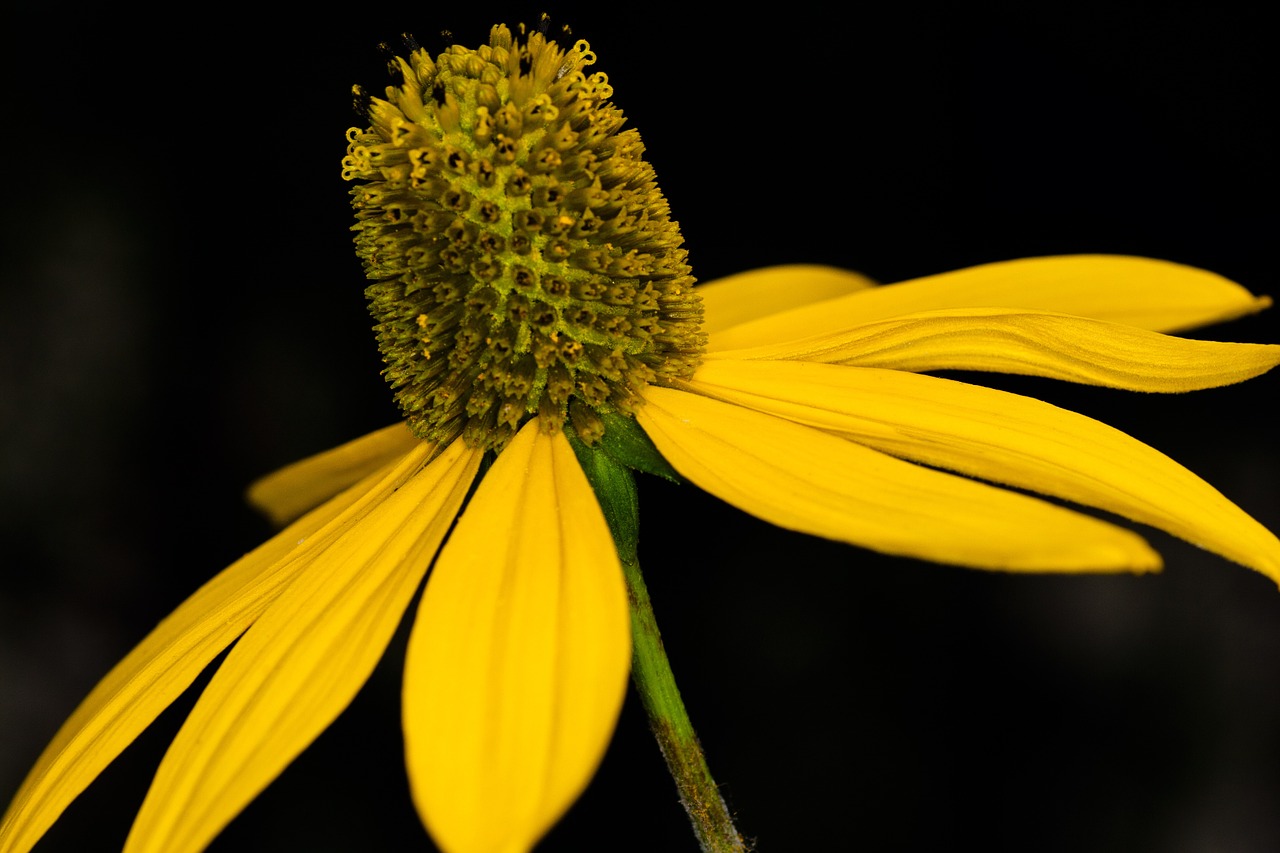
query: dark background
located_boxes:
[2,3,1278,850]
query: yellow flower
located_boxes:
[4,22,1280,853]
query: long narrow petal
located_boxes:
[404,421,631,853]
[697,265,877,336]
[687,359,1280,584]
[709,307,1280,392]
[0,443,432,853]
[123,439,480,853]
[246,423,419,525]
[708,256,1272,352]
[637,386,1160,573]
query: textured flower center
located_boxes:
[343,24,705,450]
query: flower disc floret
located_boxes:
[344,24,705,449]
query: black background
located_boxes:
[2,3,1278,851]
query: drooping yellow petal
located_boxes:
[404,421,631,853]
[246,422,420,525]
[637,386,1160,573]
[687,359,1280,584]
[124,439,480,853]
[709,307,1280,392]
[0,443,432,853]
[708,256,1272,352]
[697,265,877,336]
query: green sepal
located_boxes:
[567,431,640,565]
[599,411,682,483]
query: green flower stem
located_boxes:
[621,555,746,853]
[565,426,741,849]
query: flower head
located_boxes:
[342,24,703,448]
[4,21,1280,853]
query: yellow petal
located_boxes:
[709,307,1280,392]
[246,422,420,525]
[0,443,431,853]
[687,359,1280,584]
[123,439,480,853]
[697,264,877,336]
[404,421,631,853]
[708,255,1271,352]
[637,386,1160,573]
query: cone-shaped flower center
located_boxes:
[343,24,705,450]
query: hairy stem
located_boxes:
[622,556,746,853]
